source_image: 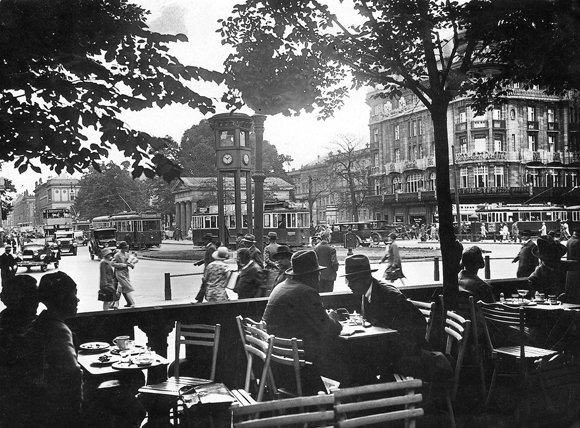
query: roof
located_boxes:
[173,176,294,193]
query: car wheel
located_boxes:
[41,264,47,272]
[371,233,381,244]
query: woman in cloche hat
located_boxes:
[202,247,232,302]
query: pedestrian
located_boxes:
[512,230,539,278]
[430,223,439,241]
[540,221,547,237]
[271,245,293,290]
[567,229,580,262]
[111,241,137,308]
[194,233,216,303]
[262,231,281,294]
[314,234,339,292]
[501,223,510,242]
[480,223,487,241]
[241,233,264,269]
[0,245,18,287]
[203,247,231,302]
[98,248,119,310]
[234,248,263,299]
[380,232,408,286]
[561,221,571,240]
[511,221,520,242]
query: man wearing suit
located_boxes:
[314,236,339,292]
[242,234,264,269]
[567,229,580,262]
[512,230,539,277]
[0,245,18,287]
[234,248,263,299]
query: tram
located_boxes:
[91,211,163,248]
[474,204,580,236]
[191,201,311,247]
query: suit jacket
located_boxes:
[314,241,339,281]
[264,242,280,270]
[235,261,263,299]
[249,245,264,269]
[513,239,539,278]
[567,236,580,262]
[204,242,217,267]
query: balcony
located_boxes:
[492,119,506,129]
[471,120,488,129]
[528,121,539,130]
[548,122,559,131]
[368,166,382,176]
[455,122,467,132]
[454,151,512,163]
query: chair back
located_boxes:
[174,322,221,380]
[270,335,310,397]
[232,393,335,428]
[332,379,424,428]
[443,310,471,400]
[235,315,274,402]
[478,302,525,360]
[409,299,435,342]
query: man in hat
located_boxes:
[194,233,216,303]
[262,232,281,294]
[271,245,293,290]
[528,235,580,298]
[512,230,539,278]
[567,229,580,262]
[314,234,339,292]
[343,254,452,382]
[242,233,264,269]
[380,232,408,286]
[234,248,264,299]
[263,250,348,388]
[458,246,495,303]
[99,247,119,310]
[0,245,18,287]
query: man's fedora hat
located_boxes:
[285,250,326,276]
[532,235,567,260]
[271,245,292,260]
[267,231,278,238]
[242,234,256,243]
[341,254,378,277]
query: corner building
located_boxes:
[366,86,580,225]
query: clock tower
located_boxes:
[208,113,253,245]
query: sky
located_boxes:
[3,0,370,195]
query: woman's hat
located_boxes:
[212,246,230,260]
[285,250,326,276]
[242,234,256,243]
[267,231,278,239]
[117,241,128,249]
[271,245,292,260]
[341,254,378,277]
[532,235,567,260]
[101,248,113,258]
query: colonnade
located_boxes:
[174,200,194,237]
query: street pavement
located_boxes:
[0,237,535,314]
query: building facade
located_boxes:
[365,85,580,225]
[11,191,36,232]
[34,176,80,234]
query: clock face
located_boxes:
[222,153,233,165]
[243,154,250,165]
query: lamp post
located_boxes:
[252,115,267,251]
[452,145,461,236]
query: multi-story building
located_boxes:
[11,191,36,232]
[365,85,580,225]
[34,176,80,235]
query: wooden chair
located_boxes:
[269,335,311,398]
[332,379,424,428]
[408,299,435,342]
[232,393,335,428]
[235,315,274,403]
[478,302,558,423]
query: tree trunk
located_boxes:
[431,99,459,311]
[349,175,359,222]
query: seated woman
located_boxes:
[458,246,495,303]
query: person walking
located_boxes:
[234,248,263,299]
[511,221,520,242]
[194,233,216,303]
[512,230,539,277]
[241,234,264,269]
[501,223,510,243]
[480,223,488,241]
[540,221,547,237]
[203,247,231,302]
[98,248,119,310]
[111,241,137,308]
[567,229,580,262]
[263,231,281,293]
[313,235,339,292]
[0,245,18,287]
[380,232,408,286]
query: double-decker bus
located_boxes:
[474,204,580,236]
[91,211,163,248]
[191,201,311,247]
[42,208,72,237]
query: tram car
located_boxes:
[92,212,163,249]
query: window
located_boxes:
[418,119,423,135]
[373,153,379,166]
[412,120,417,137]
[394,124,400,140]
[392,176,402,193]
[219,130,235,147]
[429,172,437,191]
[474,165,488,188]
[460,168,468,188]
[418,144,424,158]
[399,96,406,109]
[460,136,468,153]
[474,134,486,152]
[459,108,467,123]
[548,135,556,152]
[394,148,401,163]
[412,145,417,160]
[493,134,504,151]
[528,134,538,151]
[494,166,504,187]
[548,107,555,123]
[527,169,540,187]
[512,134,516,151]
[407,173,422,192]
[240,131,247,147]
[527,106,536,121]
[493,107,503,120]
[373,128,379,143]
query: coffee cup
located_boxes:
[113,336,134,351]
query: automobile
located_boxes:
[54,230,78,255]
[17,239,60,272]
[89,228,117,260]
[74,231,89,246]
[329,220,397,247]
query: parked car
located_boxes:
[89,228,117,260]
[17,239,60,272]
[329,220,397,247]
[54,230,78,255]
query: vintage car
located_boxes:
[74,231,88,246]
[54,230,78,256]
[89,228,117,260]
[329,220,397,247]
[17,239,60,272]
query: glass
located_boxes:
[517,289,528,303]
[511,294,520,304]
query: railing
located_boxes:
[548,122,559,131]
[528,121,539,130]
[472,120,488,129]
[492,119,506,129]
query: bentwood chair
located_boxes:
[478,302,558,424]
[269,335,311,398]
[409,299,435,342]
[332,379,424,428]
[232,393,335,428]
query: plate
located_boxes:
[112,359,161,370]
[80,342,110,352]
[91,355,121,367]
[110,344,146,355]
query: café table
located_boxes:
[338,323,398,341]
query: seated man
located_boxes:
[458,246,495,303]
[263,250,348,389]
[343,254,452,383]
